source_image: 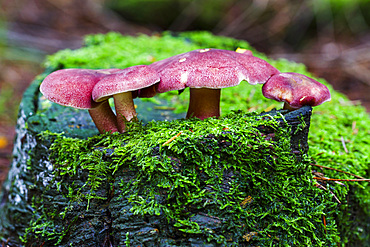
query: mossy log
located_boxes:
[0,68,340,246]
[1,31,352,245]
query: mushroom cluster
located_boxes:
[40,48,331,134]
[40,66,159,134]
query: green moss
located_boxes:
[23,31,370,245]
[44,32,201,70]
[26,111,340,246]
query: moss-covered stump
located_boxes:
[0,31,369,246]
[0,73,319,245]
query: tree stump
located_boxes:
[1,30,346,246]
[0,67,338,246]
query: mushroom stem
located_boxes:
[88,100,119,134]
[113,92,137,133]
[186,88,221,120]
[283,102,298,111]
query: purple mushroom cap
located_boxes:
[262,72,331,110]
[40,69,101,109]
[92,65,160,132]
[40,68,120,133]
[149,48,279,119]
[92,65,160,102]
[151,48,279,92]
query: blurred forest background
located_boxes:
[0,0,369,186]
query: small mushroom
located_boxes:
[92,65,160,133]
[150,48,279,120]
[262,72,331,111]
[40,68,120,133]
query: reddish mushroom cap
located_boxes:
[40,68,122,133]
[262,72,331,109]
[149,48,279,93]
[92,65,160,102]
[40,68,111,109]
[220,50,280,85]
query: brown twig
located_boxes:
[162,131,183,146]
[313,177,370,182]
[314,182,341,203]
[322,215,327,234]
[310,163,365,179]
